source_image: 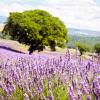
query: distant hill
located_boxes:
[69,28,100,36]
[67,28,100,49]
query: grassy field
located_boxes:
[0,38,67,54]
[0,39,29,53]
[0,38,97,58]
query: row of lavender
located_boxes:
[0,49,100,100]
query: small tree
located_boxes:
[76,42,89,55]
[94,43,100,55]
[2,9,68,54]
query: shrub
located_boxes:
[76,42,90,55]
[94,43,100,55]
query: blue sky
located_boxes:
[95,0,100,5]
[0,0,100,31]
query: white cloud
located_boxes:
[0,0,100,31]
[0,1,35,16]
[42,0,100,31]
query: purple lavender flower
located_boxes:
[23,93,30,100]
[68,90,76,100]
[48,89,54,100]
[92,76,100,100]
[72,79,78,90]
[81,82,90,95]
[86,94,92,100]
[77,90,82,100]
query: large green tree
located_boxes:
[2,9,68,54]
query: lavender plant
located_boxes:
[0,48,99,100]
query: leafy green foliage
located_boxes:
[0,32,12,39]
[76,42,90,55]
[2,9,68,53]
[94,43,100,55]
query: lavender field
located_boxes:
[0,0,100,99]
[0,46,100,100]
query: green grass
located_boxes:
[0,82,96,100]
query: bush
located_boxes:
[94,43,100,55]
[0,32,12,39]
[76,42,90,55]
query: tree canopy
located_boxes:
[2,9,68,54]
[75,42,90,55]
